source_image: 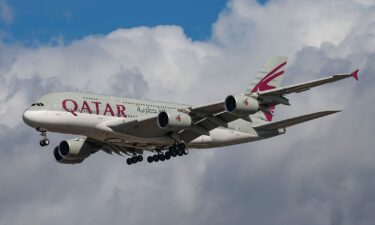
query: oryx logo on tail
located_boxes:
[251,61,287,93]
[247,57,288,122]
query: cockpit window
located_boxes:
[31,103,45,107]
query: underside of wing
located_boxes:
[253,110,340,131]
[178,102,245,142]
[86,137,146,155]
[103,99,242,143]
[106,115,168,138]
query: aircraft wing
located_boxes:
[253,110,340,131]
[105,101,241,142]
[177,102,245,142]
[106,115,168,138]
[86,137,148,155]
[104,71,357,143]
[253,70,359,105]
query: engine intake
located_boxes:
[54,147,85,164]
[225,95,259,115]
[157,111,192,130]
[53,138,92,164]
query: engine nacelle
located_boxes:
[225,95,259,115]
[54,147,85,164]
[53,138,92,164]
[157,111,192,131]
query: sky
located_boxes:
[1,0,375,225]
[0,0,230,43]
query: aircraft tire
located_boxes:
[165,151,171,159]
[152,155,159,162]
[126,158,132,165]
[137,155,143,162]
[147,156,153,163]
[40,139,49,147]
[131,157,138,164]
[178,143,186,150]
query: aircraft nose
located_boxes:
[22,110,40,127]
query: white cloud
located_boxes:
[1,0,375,225]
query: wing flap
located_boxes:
[254,110,340,131]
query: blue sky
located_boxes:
[0,0,267,44]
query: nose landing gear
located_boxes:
[37,128,50,147]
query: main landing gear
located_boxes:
[125,143,188,166]
[126,154,143,165]
[37,128,50,147]
[147,143,188,164]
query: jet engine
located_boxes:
[53,138,92,164]
[224,95,259,115]
[157,111,192,130]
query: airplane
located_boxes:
[22,56,359,165]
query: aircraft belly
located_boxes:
[188,128,261,149]
[38,111,172,147]
[39,111,260,150]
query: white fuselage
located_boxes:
[23,92,264,151]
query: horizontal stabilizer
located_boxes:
[254,110,340,131]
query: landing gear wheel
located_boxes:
[39,139,50,147]
[178,143,186,150]
[165,151,171,160]
[137,155,143,162]
[177,149,184,156]
[37,128,49,147]
[147,156,153,163]
[159,154,165,161]
[126,158,132,165]
[171,150,177,157]
[152,155,159,162]
[131,157,138,164]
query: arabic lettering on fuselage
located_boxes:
[136,104,160,114]
[62,99,126,117]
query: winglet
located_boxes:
[351,69,359,81]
